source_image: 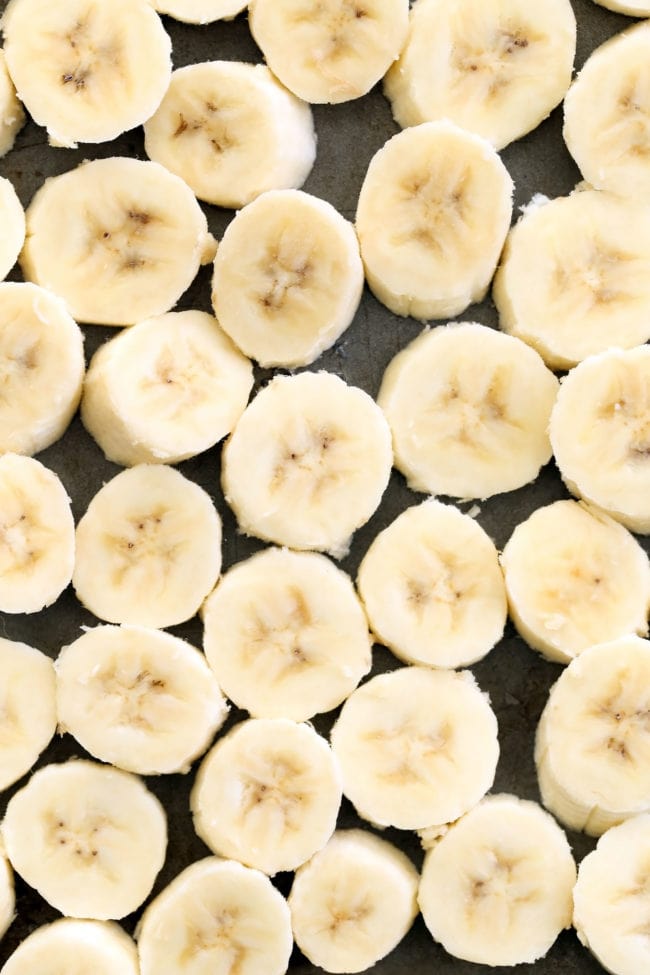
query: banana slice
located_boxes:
[2,759,167,919]
[418,794,576,967]
[0,636,56,790]
[73,464,221,628]
[501,500,650,664]
[81,310,253,467]
[149,0,248,22]
[20,157,216,327]
[288,829,419,974]
[56,625,228,775]
[191,718,342,875]
[1,919,139,975]
[591,0,650,11]
[221,371,392,558]
[0,49,24,157]
[0,847,14,941]
[202,547,372,721]
[211,189,364,367]
[330,666,499,830]
[0,177,24,280]
[144,62,316,209]
[378,322,558,500]
[1,0,171,149]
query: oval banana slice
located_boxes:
[1,919,139,975]
[0,636,56,790]
[0,50,24,157]
[0,846,13,942]
[150,0,248,23]
[0,177,24,280]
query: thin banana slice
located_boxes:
[330,666,499,831]
[2,759,167,919]
[73,464,221,628]
[150,0,248,23]
[0,177,24,280]
[20,157,216,327]
[211,189,364,367]
[56,625,228,775]
[221,371,392,558]
[0,636,56,790]
[0,919,139,975]
[191,718,342,875]
[144,62,316,208]
[0,50,24,157]
[0,848,13,942]
[81,310,253,467]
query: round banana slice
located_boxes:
[0,177,24,280]
[2,759,167,919]
[203,547,372,721]
[591,0,650,11]
[221,371,392,558]
[56,625,228,775]
[330,666,499,831]
[418,795,576,967]
[0,50,25,157]
[502,500,650,664]
[73,464,222,628]
[144,62,316,208]
[1,919,139,975]
[0,848,14,942]
[81,310,253,466]
[150,0,248,22]
[191,718,342,876]
[378,323,558,500]
[20,157,216,327]
[0,636,56,790]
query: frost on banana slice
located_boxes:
[81,310,253,467]
[21,157,216,327]
[378,323,558,500]
[56,625,228,775]
[0,50,24,157]
[1,919,139,975]
[2,759,167,919]
[0,177,24,280]
[418,795,576,967]
[203,547,372,722]
[150,0,248,23]
[221,371,392,558]
[330,666,499,831]
[211,190,363,367]
[191,718,342,875]
[73,464,221,628]
[357,499,506,669]
[144,62,316,208]
[0,848,14,942]
[0,636,56,790]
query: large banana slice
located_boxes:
[0,848,13,942]
[73,464,222,628]
[0,177,24,279]
[149,0,248,23]
[81,310,253,467]
[56,625,228,775]
[330,666,499,830]
[20,157,216,327]
[2,759,167,919]
[418,794,576,967]
[0,636,56,790]
[1,919,139,975]
[144,62,316,208]
[211,189,363,367]
[378,322,558,500]
[0,49,24,157]
[191,718,342,876]
[0,0,171,148]
[221,371,392,558]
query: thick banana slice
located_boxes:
[418,794,576,967]
[0,177,24,279]
[0,636,56,790]
[211,190,363,367]
[330,666,499,830]
[378,323,558,500]
[1,919,139,975]
[191,718,342,876]
[73,464,221,628]
[150,0,248,22]
[81,310,253,466]
[502,500,650,664]
[1,0,171,148]
[221,371,392,558]
[0,848,13,942]
[20,157,216,327]
[0,49,24,157]
[202,547,372,721]
[144,62,316,208]
[2,759,167,919]
[56,625,228,775]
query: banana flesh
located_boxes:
[1,919,139,975]
[0,636,56,790]
[0,176,23,279]
[149,0,248,23]
[0,49,24,157]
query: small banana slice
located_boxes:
[378,323,558,500]
[0,177,24,280]
[81,310,253,467]
[418,795,576,967]
[211,189,363,367]
[73,464,221,628]
[2,759,167,919]
[0,847,13,941]
[592,0,650,11]
[150,0,248,23]
[1,919,139,975]
[0,636,56,790]
[221,371,392,558]
[144,62,316,208]
[0,50,24,157]
[20,157,216,327]
[56,625,228,775]
[330,666,499,831]
[191,718,342,876]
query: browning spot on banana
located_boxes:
[259,251,313,312]
[171,100,237,155]
[97,666,169,729]
[241,767,305,831]
[48,812,107,865]
[327,898,371,932]
[107,508,180,585]
[183,915,245,972]
[452,24,537,99]
[271,427,343,498]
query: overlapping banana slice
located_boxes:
[0,177,24,280]
[149,0,248,23]
[0,636,56,790]
[0,50,24,157]
[0,849,13,943]
[1,920,139,975]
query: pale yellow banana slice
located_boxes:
[191,718,342,876]
[592,0,650,11]
[144,62,316,208]
[0,848,13,942]
[150,0,248,23]
[0,49,24,157]
[1,919,139,975]
[0,636,56,790]
[73,464,221,628]
[81,310,253,466]
[0,177,24,280]
[211,189,364,367]
[378,322,558,500]
[20,157,216,327]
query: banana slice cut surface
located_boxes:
[0,636,56,790]
[150,0,248,23]
[0,50,24,158]
[0,848,13,943]
[591,0,650,11]
[0,177,24,280]
[0,919,139,975]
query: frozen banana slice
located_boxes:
[150,0,248,22]
[0,851,13,942]
[0,50,24,157]
[1,919,139,975]
[0,636,56,790]
[0,177,24,280]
